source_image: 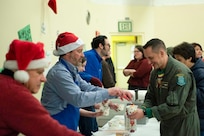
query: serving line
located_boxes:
[93,115,160,136]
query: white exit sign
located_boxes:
[118,21,132,32]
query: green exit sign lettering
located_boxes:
[118,21,132,32]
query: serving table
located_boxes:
[93,115,160,136]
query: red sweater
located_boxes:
[124,58,152,88]
[0,74,83,136]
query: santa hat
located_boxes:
[48,0,57,14]
[3,39,50,83]
[53,32,84,56]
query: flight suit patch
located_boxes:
[177,75,185,86]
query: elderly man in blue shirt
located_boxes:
[41,32,132,132]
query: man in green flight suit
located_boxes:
[128,38,200,136]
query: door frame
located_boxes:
[109,32,144,88]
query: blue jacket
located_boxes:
[191,58,204,131]
[83,49,102,81]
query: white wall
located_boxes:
[154,4,204,47]
[0,0,155,68]
[1,1,204,67]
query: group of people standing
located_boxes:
[0,32,132,136]
[41,32,129,136]
[125,39,204,136]
[77,35,117,135]
[0,30,204,136]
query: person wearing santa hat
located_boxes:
[0,39,83,136]
[41,32,133,133]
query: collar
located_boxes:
[1,69,14,78]
[60,58,78,71]
[92,49,102,62]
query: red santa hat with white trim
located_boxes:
[3,39,50,83]
[53,32,84,56]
